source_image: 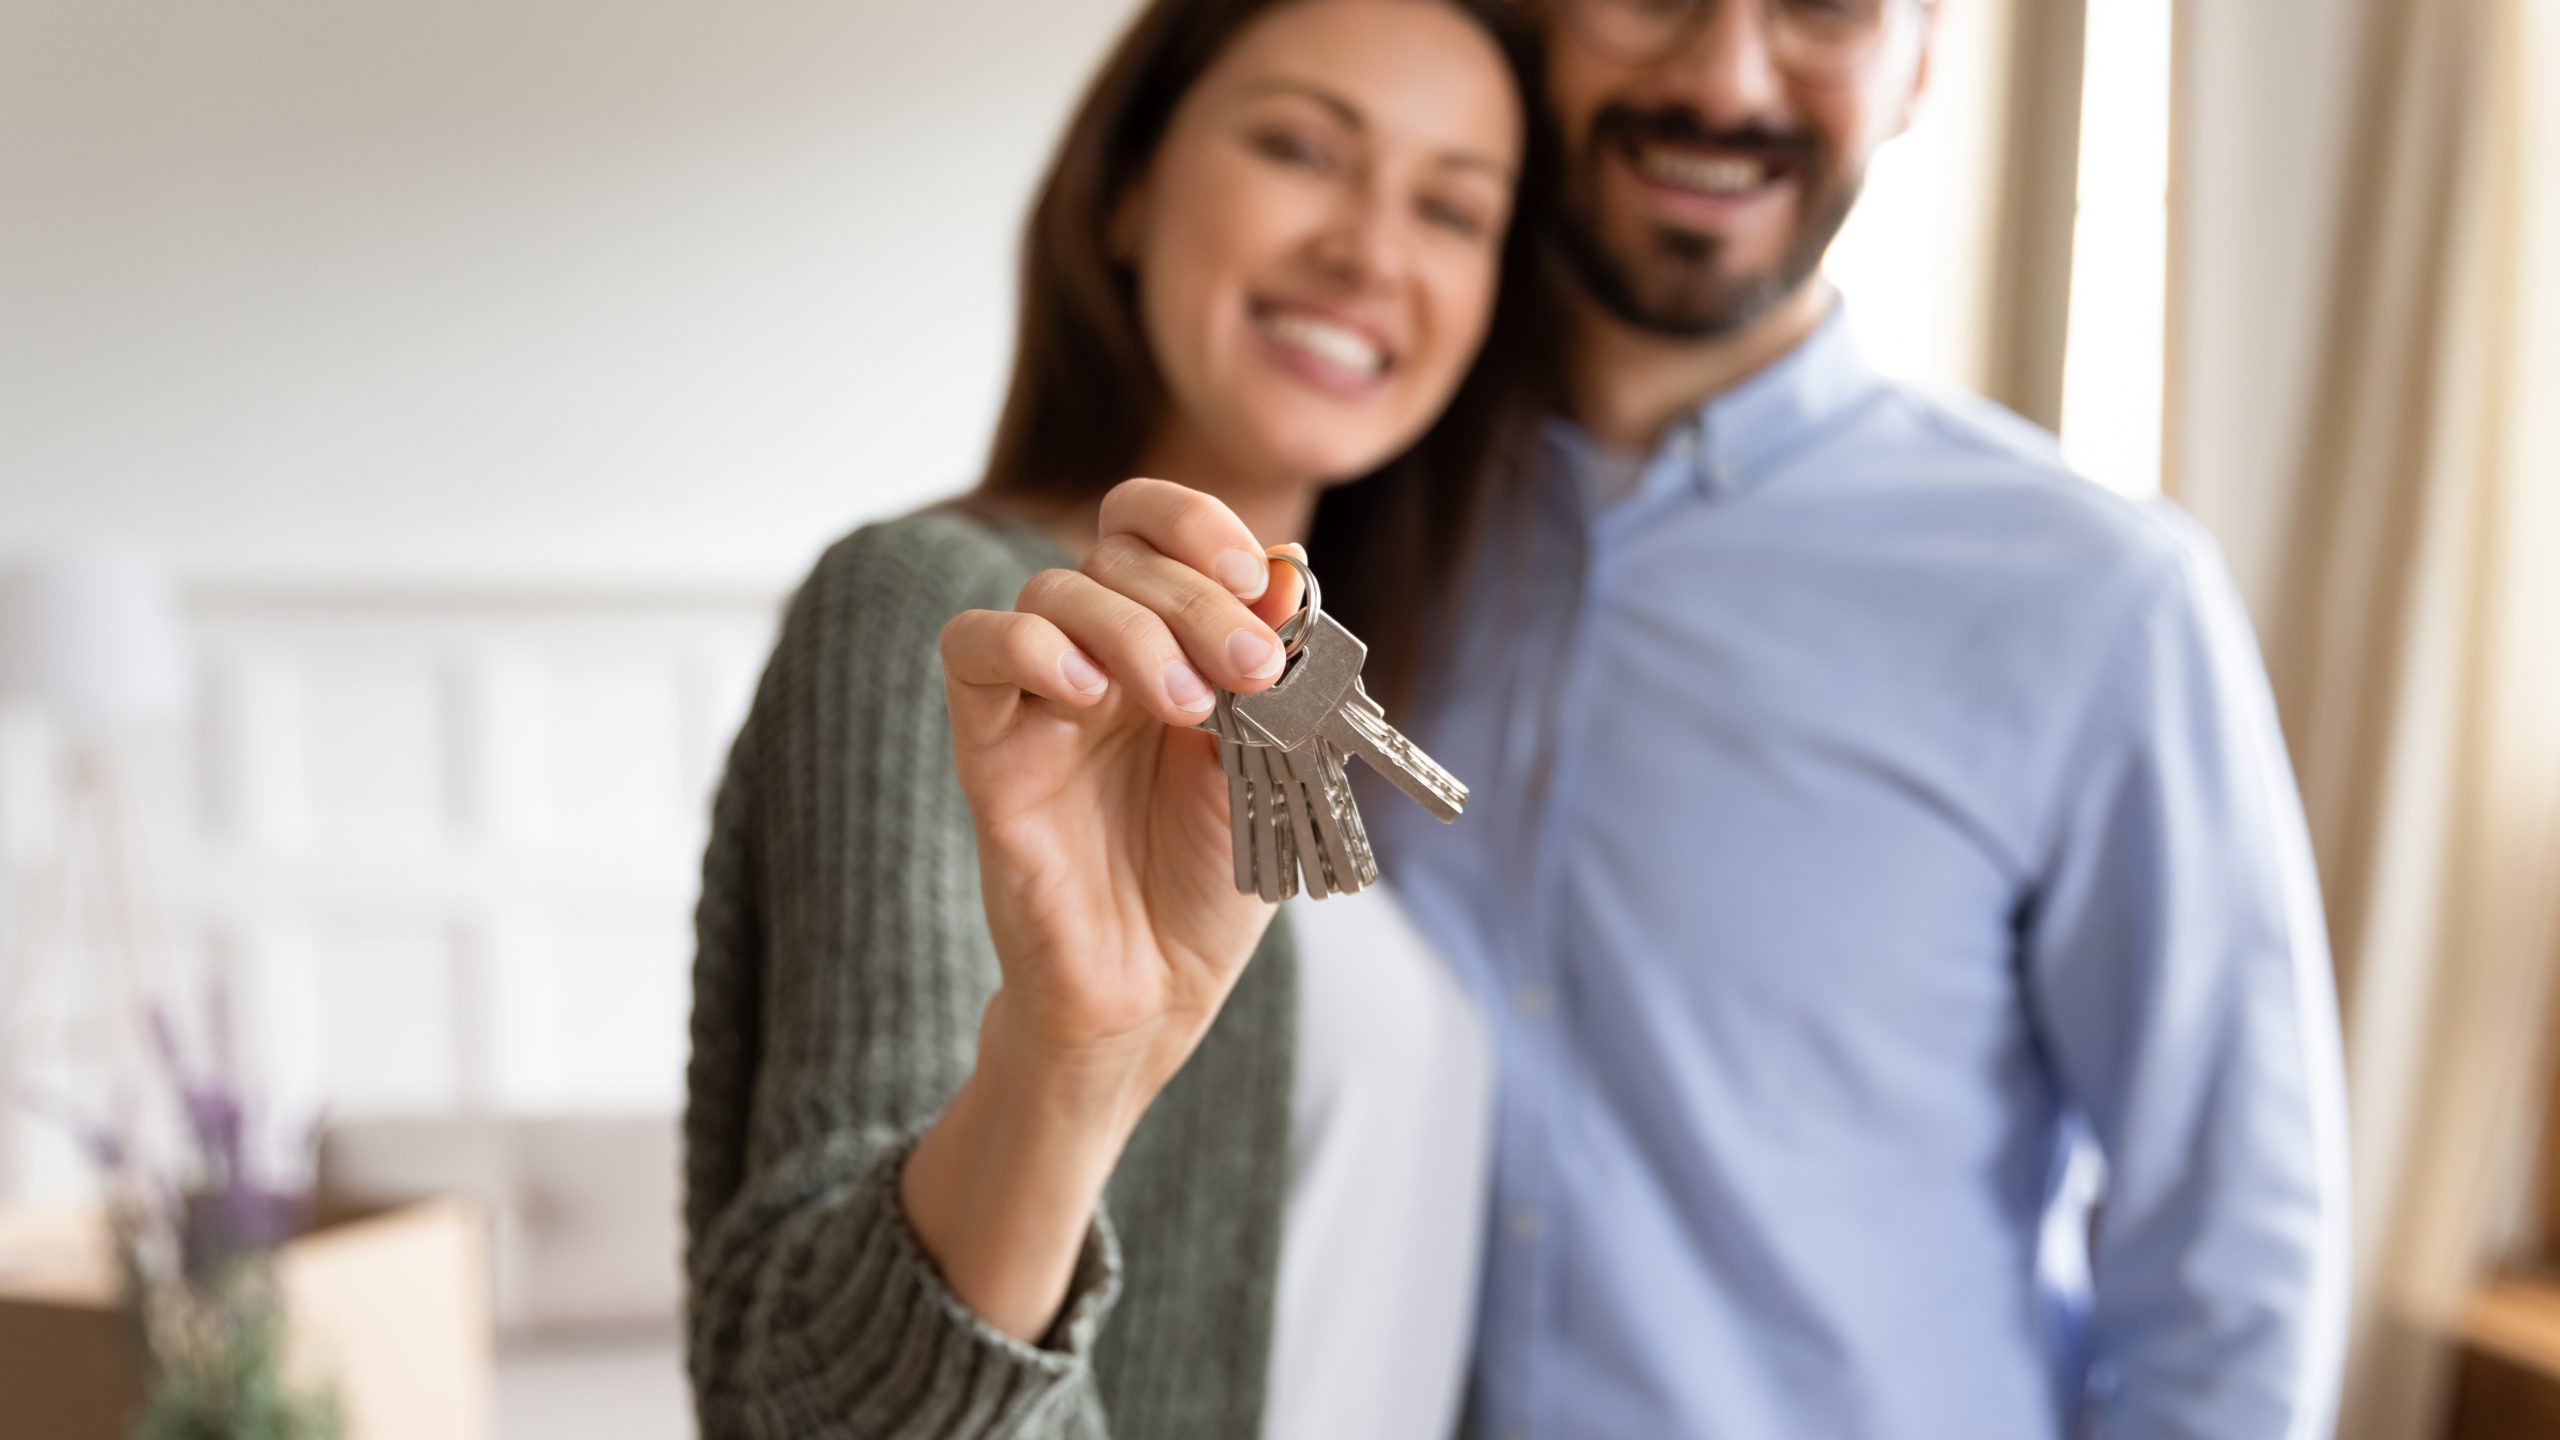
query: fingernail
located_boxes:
[1164,659,1214,713]
[1059,649,1107,696]
[1227,628,1283,681]
[1214,548,1269,600]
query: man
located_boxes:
[1366,0,2351,1435]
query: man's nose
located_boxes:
[1660,0,1790,127]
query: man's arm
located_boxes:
[2023,521,2350,1440]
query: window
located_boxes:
[2057,0,2173,498]
[1828,0,2175,505]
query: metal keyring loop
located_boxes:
[1266,549,1321,659]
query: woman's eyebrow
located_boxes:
[1234,76,1516,180]
[1237,76,1367,130]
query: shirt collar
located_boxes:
[1543,296,1881,517]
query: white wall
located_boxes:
[0,592,782,1201]
[0,0,2006,1201]
[0,0,2007,593]
[1,0,1145,589]
[0,0,1147,1201]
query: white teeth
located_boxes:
[1258,311,1386,378]
[1641,149,1769,195]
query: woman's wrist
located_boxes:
[896,993,1157,1343]
[972,988,1178,1146]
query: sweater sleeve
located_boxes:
[683,515,1121,1440]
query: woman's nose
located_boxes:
[1307,183,1407,289]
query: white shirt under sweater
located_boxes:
[1260,882,1493,1440]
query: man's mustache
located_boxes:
[1589,103,1819,165]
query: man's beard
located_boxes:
[1555,103,1862,341]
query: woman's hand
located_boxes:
[904,479,1303,1340]
[943,478,1304,1103]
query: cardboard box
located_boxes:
[0,1197,493,1440]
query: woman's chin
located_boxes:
[1261,442,1402,491]
[1225,416,1417,490]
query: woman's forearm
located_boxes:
[898,993,1152,1343]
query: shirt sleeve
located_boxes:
[2021,522,2351,1440]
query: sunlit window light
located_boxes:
[2058,0,2174,497]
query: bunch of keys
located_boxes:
[1203,551,1468,901]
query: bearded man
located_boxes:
[1366,2,2352,1435]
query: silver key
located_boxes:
[1243,723,1299,901]
[1208,691,1297,902]
[1231,611,1469,825]
[1211,691,1257,896]
[1278,733,1378,897]
[1333,676,1466,823]
[1201,553,1463,900]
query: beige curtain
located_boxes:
[2166,0,2560,1437]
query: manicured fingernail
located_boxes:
[1059,649,1107,696]
[1214,548,1268,600]
[1164,659,1214,712]
[1227,628,1283,681]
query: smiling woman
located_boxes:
[973,0,1552,713]
[679,3,1549,1439]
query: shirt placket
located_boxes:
[1486,439,1702,1440]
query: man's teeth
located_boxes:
[1641,149,1770,195]
[1260,311,1385,378]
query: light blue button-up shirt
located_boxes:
[1371,306,2350,1440]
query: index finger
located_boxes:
[1097,477,1306,624]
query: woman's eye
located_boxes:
[1419,197,1490,240]
[1250,130,1337,172]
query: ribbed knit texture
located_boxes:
[684,508,1298,1440]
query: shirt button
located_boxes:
[1506,1208,1541,1244]
[1514,986,1553,1020]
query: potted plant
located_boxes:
[33,982,343,1440]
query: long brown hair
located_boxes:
[973,0,1555,711]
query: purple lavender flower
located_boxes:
[179,1183,308,1289]
[28,977,341,1438]
[33,982,322,1293]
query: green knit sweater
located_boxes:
[683,508,1299,1439]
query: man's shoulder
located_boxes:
[1878,381,2070,475]
[1861,379,2203,600]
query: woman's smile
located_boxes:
[1250,298,1396,397]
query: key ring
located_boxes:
[1267,548,1322,660]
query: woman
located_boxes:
[684,1,1547,1435]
